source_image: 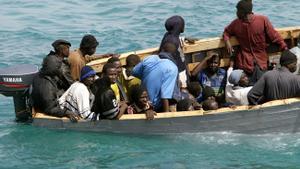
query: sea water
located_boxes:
[0,0,300,168]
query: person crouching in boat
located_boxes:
[93,63,128,120]
[248,50,300,105]
[127,85,156,120]
[58,66,96,120]
[50,39,74,92]
[290,35,300,75]
[225,67,252,105]
[132,43,180,112]
[31,55,80,122]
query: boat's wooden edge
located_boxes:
[87,26,300,72]
[33,97,300,121]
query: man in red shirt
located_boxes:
[223,0,287,83]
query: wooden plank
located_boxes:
[88,26,300,73]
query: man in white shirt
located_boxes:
[225,67,252,105]
[59,66,96,120]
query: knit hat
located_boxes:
[280,50,297,66]
[52,39,71,50]
[229,69,244,85]
[80,66,96,81]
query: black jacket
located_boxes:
[31,55,67,117]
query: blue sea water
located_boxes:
[1,0,300,168]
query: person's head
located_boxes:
[80,35,99,56]
[52,39,71,58]
[165,15,185,34]
[202,99,219,111]
[187,82,202,98]
[280,50,298,73]
[236,0,253,20]
[229,69,250,87]
[102,63,117,84]
[206,53,220,74]
[177,99,194,111]
[41,55,62,76]
[80,66,96,87]
[126,54,141,69]
[107,57,122,76]
[131,85,149,109]
[202,86,216,101]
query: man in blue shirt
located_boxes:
[132,43,179,112]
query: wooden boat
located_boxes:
[1,26,300,134]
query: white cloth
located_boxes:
[59,81,95,120]
[290,46,300,75]
[225,67,252,105]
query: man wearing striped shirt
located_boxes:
[59,66,96,120]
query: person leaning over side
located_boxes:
[223,0,287,83]
[59,66,97,120]
[31,55,80,122]
[93,63,128,120]
[248,50,300,105]
[68,34,116,81]
[50,39,74,91]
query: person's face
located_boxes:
[83,75,95,87]
[106,68,117,84]
[113,61,122,76]
[287,62,297,73]
[207,56,220,73]
[137,91,149,108]
[239,73,249,87]
[62,45,70,58]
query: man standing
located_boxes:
[248,50,300,105]
[223,0,287,83]
[68,35,115,81]
[49,39,74,90]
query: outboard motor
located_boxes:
[0,64,39,122]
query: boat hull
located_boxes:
[32,99,300,134]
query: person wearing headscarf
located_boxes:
[223,0,287,83]
[225,67,252,105]
[159,15,188,88]
[59,66,96,120]
[248,50,300,105]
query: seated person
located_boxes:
[132,43,179,112]
[226,67,252,105]
[122,54,141,101]
[107,57,128,102]
[202,99,219,111]
[191,51,227,103]
[248,50,300,105]
[59,66,96,120]
[177,99,195,111]
[93,63,128,119]
[290,35,300,75]
[127,85,156,120]
[31,55,79,122]
[187,81,202,100]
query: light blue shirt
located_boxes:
[132,55,178,110]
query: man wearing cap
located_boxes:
[223,0,287,83]
[59,66,97,120]
[68,34,115,81]
[248,50,300,105]
[49,39,74,91]
[225,67,252,105]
